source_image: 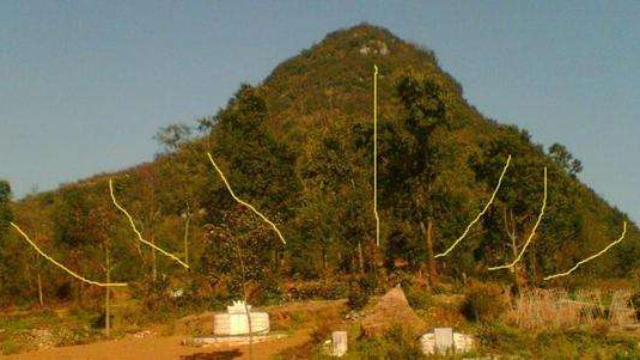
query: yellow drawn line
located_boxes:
[207,152,286,245]
[544,222,627,281]
[11,222,127,287]
[109,179,189,268]
[373,65,380,247]
[436,155,512,258]
[488,167,547,271]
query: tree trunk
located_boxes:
[529,240,538,286]
[151,232,157,282]
[421,220,438,284]
[105,245,111,338]
[78,281,85,308]
[37,272,44,307]
[321,247,327,273]
[506,209,521,292]
[510,237,522,293]
[370,235,383,271]
[34,233,44,307]
[235,241,253,360]
[183,208,190,267]
[357,240,364,275]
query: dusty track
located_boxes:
[1,299,345,359]
[1,329,311,360]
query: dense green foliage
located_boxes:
[461,282,507,322]
[0,180,11,241]
[0,24,637,308]
[0,180,16,299]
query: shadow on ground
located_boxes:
[180,349,242,360]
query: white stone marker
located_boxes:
[434,327,454,352]
[331,331,348,357]
[420,328,475,355]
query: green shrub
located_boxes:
[631,291,640,321]
[131,276,171,312]
[347,283,369,311]
[0,338,23,355]
[477,323,527,354]
[347,274,381,311]
[258,277,285,305]
[404,284,432,310]
[53,327,99,347]
[461,282,507,322]
[289,279,349,300]
[359,272,380,295]
[476,324,640,358]
[352,325,425,359]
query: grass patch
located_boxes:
[0,308,106,355]
[477,323,640,358]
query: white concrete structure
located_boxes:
[213,301,270,336]
[420,328,474,355]
[330,331,348,357]
[434,327,453,352]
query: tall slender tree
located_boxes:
[378,74,452,284]
[0,180,13,296]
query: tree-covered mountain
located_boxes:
[1,24,637,305]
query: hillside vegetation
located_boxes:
[1,24,638,313]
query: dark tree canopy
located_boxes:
[0,180,12,244]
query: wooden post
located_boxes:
[105,243,111,337]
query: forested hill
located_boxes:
[1,24,638,302]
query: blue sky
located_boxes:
[1,1,639,223]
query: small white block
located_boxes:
[434,327,454,352]
[331,331,348,357]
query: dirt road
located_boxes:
[1,299,345,359]
[1,331,311,360]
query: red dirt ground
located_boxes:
[1,329,312,360]
[1,300,346,360]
